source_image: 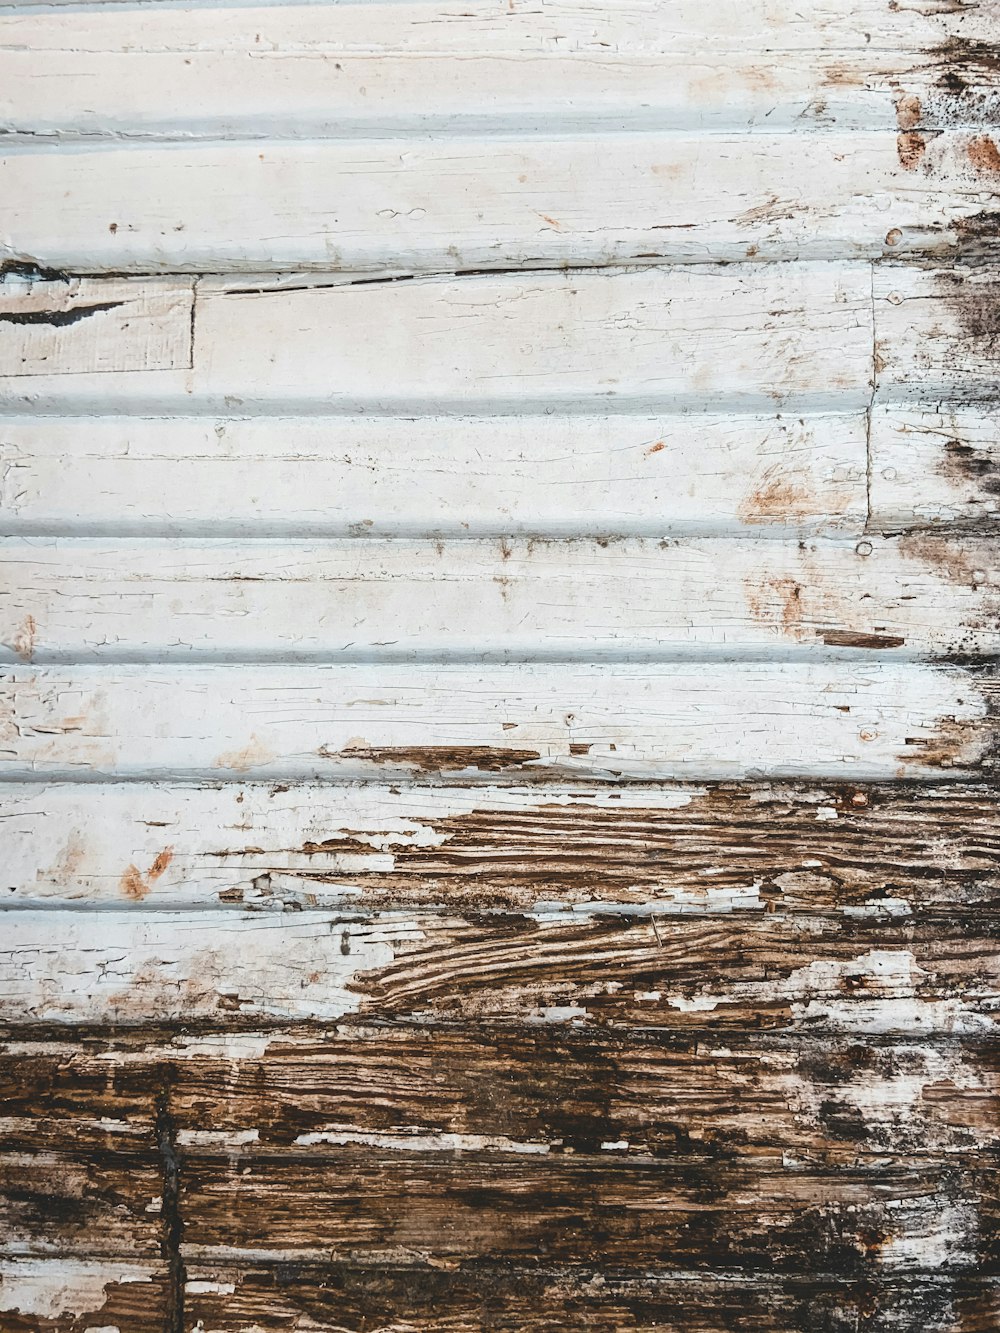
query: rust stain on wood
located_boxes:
[9,615,36,663]
[897,131,927,171]
[738,473,817,525]
[967,135,1000,176]
[121,847,174,900]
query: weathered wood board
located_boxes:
[3,0,998,141]
[3,780,997,911]
[0,413,872,538]
[2,660,996,780]
[6,131,1000,273]
[0,535,996,663]
[2,0,999,1328]
[0,264,876,412]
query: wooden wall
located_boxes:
[1,0,999,1328]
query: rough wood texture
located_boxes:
[6,132,1000,273]
[2,780,997,912]
[3,0,1000,1325]
[178,1266,1000,1333]
[3,0,997,140]
[2,0,999,274]
[5,902,999,1030]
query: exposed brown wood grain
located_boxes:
[0,1149,162,1259]
[180,1264,1000,1333]
[7,780,1000,914]
[4,1028,999,1158]
[178,1157,999,1278]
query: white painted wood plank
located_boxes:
[2,1,995,139]
[0,265,874,413]
[0,276,193,377]
[0,661,991,781]
[0,412,869,538]
[3,0,994,57]
[869,405,1000,531]
[0,535,995,663]
[2,903,996,1032]
[3,132,995,273]
[2,0,995,146]
[2,780,996,912]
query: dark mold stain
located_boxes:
[938,435,1000,499]
[950,211,1000,263]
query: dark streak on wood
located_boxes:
[950,211,1000,265]
[0,302,124,328]
[820,631,907,649]
[938,434,1000,500]
[324,745,543,773]
[0,1147,162,1257]
[154,1083,186,1333]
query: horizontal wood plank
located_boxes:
[0,265,874,414]
[0,660,995,781]
[3,780,1000,914]
[2,0,996,141]
[2,904,997,1031]
[1,262,992,417]
[177,1149,999,1273]
[0,534,995,664]
[179,1264,1000,1333]
[0,412,870,539]
[1,1029,998,1278]
[6,409,999,537]
[6,1025,998,1158]
[3,0,996,55]
[3,132,997,274]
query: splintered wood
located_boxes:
[1,0,998,1329]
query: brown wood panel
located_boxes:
[2,1025,998,1279]
[180,1264,1000,1333]
[4,1028,1000,1158]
